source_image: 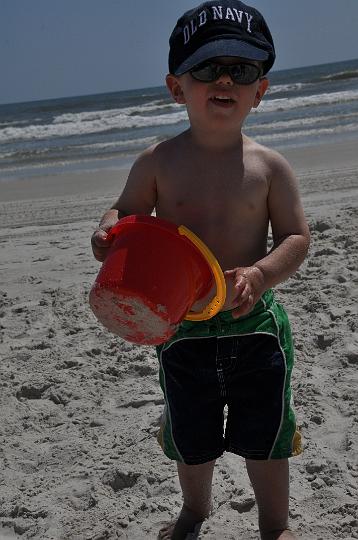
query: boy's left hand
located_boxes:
[224,265,266,319]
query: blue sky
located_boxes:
[1,0,358,104]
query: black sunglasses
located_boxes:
[190,61,262,85]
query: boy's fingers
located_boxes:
[234,275,250,297]
[224,269,236,277]
[237,283,251,303]
[91,228,113,261]
[92,247,108,262]
[92,228,110,246]
[231,294,254,319]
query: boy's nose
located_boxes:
[216,72,234,85]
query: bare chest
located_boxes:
[156,163,269,226]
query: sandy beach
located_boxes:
[0,139,358,540]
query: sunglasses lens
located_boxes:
[190,62,218,82]
[230,63,261,84]
[190,62,261,84]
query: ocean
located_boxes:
[1,57,358,180]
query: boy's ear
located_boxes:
[253,77,269,108]
[166,74,186,104]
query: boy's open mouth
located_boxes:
[210,95,236,106]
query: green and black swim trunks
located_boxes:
[156,289,302,465]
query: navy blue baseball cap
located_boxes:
[169,0,275,76]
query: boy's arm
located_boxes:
[256,150,310,286]
[226,151,310,318]
[91,147,157,261]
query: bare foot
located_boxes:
[261,529,297,540]
[158,504,205,540]
[277,530,297,539]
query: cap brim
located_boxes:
[174,39,269,75]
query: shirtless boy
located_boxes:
[91,1,310,538]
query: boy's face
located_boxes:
[166,57,269,130]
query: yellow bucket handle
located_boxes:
[178,226,226,321]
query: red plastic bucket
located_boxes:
[89,215,225,345]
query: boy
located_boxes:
[91,1,310,538]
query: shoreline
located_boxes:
[1,137,358,203]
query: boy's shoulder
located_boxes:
[136,132,186,162]
[127,134,187,184]
[244,135,289,164]
[243,136,296,181]
[134,133,188,171]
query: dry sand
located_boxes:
[0,140,358,540]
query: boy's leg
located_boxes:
[158,459,215,540]
[245,458,297,540]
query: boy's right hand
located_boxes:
[91,227,113,262]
